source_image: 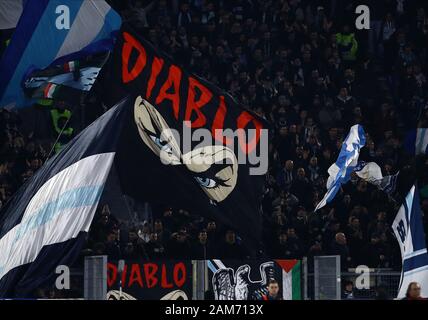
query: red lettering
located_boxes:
[173,262,186,288]
[185,77,212,128]
[128,263,143,288]
[121,264,128,287]
[160,264,174,288]
[143,263,158,288]
[122,32,147,84]
[237,111,263,154]
[107,263,117,287]
[146,56,164,100]
[155,65,182,120]
[212,95,233,145]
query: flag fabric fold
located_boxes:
[392,185,428,299]
[0,0,121,108]
[354,161,399,196]
[0,98,130,297]
[0,0,23,30]
[415,128,428,155]
[315,124,366,211]
[404,128,428,155]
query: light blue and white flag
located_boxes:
[315,124,366,211]
[0,0,121,108]
[392,185,428,299]
[0,98,130,298]
[355,161,399,196]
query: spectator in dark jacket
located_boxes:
[290,167,312,207]
[216,230,248,259]
[190,229,213,259]
[165,231,191,259]
[329,232,352,270]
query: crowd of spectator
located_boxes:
[2,0,428,274]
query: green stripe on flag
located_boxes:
[281,260,302,300]
[291,261,301,300]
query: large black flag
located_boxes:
[100,25,268,252]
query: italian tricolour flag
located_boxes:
[43,83,59,99]
[276,260,301,300]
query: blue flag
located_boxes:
[0,0,121,108]
[315,124,366,211]
[392,185,428,299]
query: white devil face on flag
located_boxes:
[134,96,238,203]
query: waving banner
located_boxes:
[99,25,268,252]
[315,124,366,211]
[392,185,428,299]
[0,98,130,297]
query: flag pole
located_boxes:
[45,113,72,160]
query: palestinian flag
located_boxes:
[276,260,301,300]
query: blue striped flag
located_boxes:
[0,0,121,108]
[392,185,428,299]
[315,125,366,211]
